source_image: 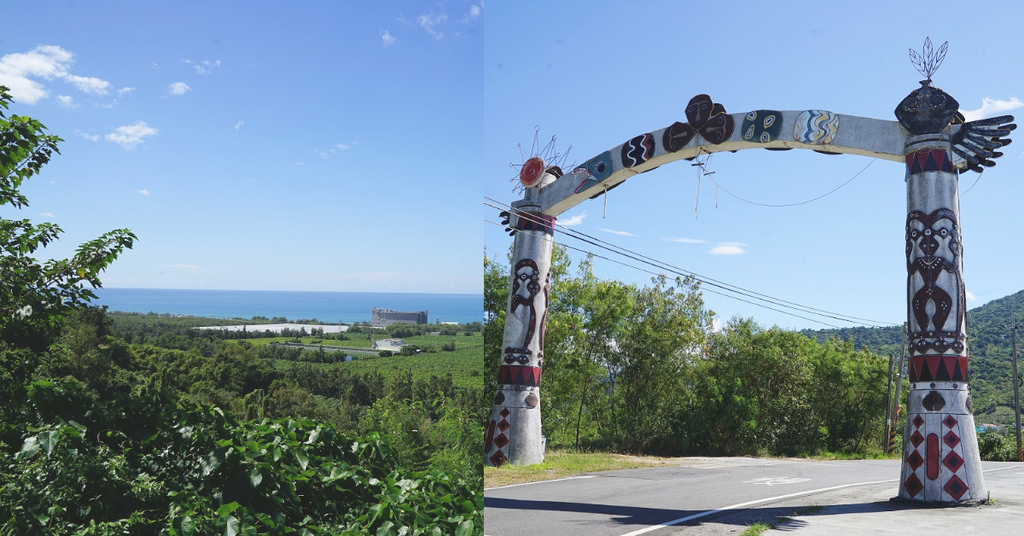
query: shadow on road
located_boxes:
[485,496,907,531]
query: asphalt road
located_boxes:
[483,458,1024,535]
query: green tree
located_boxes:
[613,275,711,454]
[543,255,635,448]
[1,85,136,350]
[697,319,817,455]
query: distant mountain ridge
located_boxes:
[801,290,1024,427]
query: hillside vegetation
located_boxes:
[802,290,1024,428]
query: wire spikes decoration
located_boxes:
[508,125,573,194]
[908,37,948,82]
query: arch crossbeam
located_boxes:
[529,94,992,217]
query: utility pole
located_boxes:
[890,326,906,455]
[1012,314,1023,461]
[884,352,895,453]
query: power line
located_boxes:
[485,197,899,328]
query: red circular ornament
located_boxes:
[519,156,545,188]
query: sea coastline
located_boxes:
[93,288,482,325]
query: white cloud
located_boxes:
[335,143,351,151]
[665,237,707,244]
[117,87,135,97]
[462,3,482,22]
[185,59,221,75]
[709,242,746,255]
[233,120,245,130]
[168,82,190,96]
[137,189,150,197]
[106,121,158,150]
[40,212,57,218]
[961,97,1023,121]
[64,73,110,95]
[56,95,75,107]
[965,289,977,302]
[381,30,396,46]
[0,45,111,104]
[559,212,586,226]
[74,129,99,142]
[418,13,448,39]
[599,227,637,237]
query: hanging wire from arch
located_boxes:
[704,158,876,208]
[959,168,985,196]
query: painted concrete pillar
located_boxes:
[896,81,985,503]
[486,189,556,466]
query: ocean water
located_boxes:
[92,288,483,325]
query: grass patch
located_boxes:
[484,450,671,488]
[740,522,772,536]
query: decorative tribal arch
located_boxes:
[487,52,1015,505]
[518,93,1007,216]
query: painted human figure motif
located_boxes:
[504,258,542,365]
[906,208,965,355]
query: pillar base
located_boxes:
[898,383,987,503]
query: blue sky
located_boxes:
[1,1,482,294]
[485,1,1024,330]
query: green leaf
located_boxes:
[376,521,398,536]
[249,467,263,488]
[180,516,195,536]
[455,520,474,536]
[294,450,309,471]
[38,429,59,456]
[216,502,240,517]
[224,515,239,536]
[19,436,40,459]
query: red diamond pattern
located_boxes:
[907,450,924,470]
[943,450,964,472]
[904,474,923,497]
[944,475,968,500]
[910,430,925,447]
[943,430,961,449]
[492,433,509,449]
[496,419,510,432]
[913,415,925,428]
[490,451,508,467]
[943,415,958,428]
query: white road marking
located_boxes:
[618,478,897,536]
[485,474,596,491]
[619,464,1024,536]
[744,477,811,486]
